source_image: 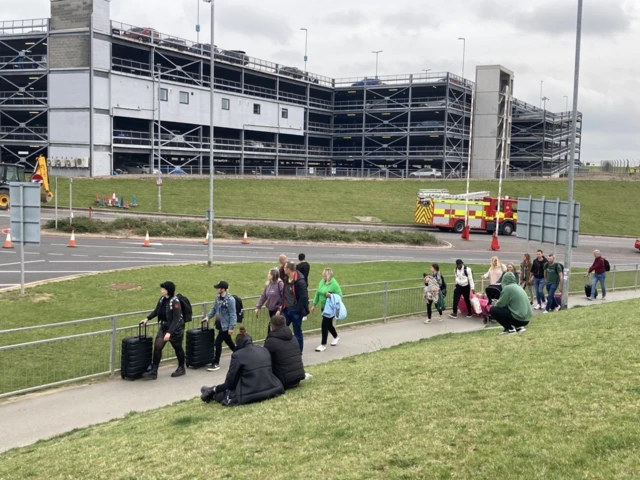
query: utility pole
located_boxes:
[458,37,466,80]
[203,0,215,267]
[372,50,382,78]
[300,28,308,72]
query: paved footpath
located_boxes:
[1,290,638,454]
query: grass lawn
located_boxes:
[2,300,640,479]
[50,177,640,235]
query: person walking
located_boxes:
[311,267,343,351]
[519,253,534,304]
[543,255,563,314]
[499,263,520,285]
[278,254,288,283]
[449,259,474,319]
[203,281,237,371]
[140,281,186,379]
[489,272,532,335]
[530,250,547,310]
[585,249,607,301]
[254,268,284,335]
[423,264,446,323]
[277,261,309,353]
[483,256,506,305]
[296,253,311,287]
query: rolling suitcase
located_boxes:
[121,324,153,380]
[186,324,215,369]
[584,277,598,299]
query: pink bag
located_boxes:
[458,296,469,315]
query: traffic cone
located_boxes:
[204,230,210,245]
[68,230,77,248]
[461,225,470,241]
[2,230,13,249]
[143,231,151,247]
[490,232,500,251]
[131,195,138,207]
[124,200,130,209]
[242,230,248,244]
[100,195,106,207]
[94,194,100,205]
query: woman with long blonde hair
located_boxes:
[311,267,343,352]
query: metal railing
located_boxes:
[0,18,49,35]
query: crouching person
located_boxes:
[264,315,306,390]
[489,272,532,335]
[200,327,284,406]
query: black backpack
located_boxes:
[604,258,611,272]
[176,294,192,322]
[232,295,244,323]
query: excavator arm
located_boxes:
[33,155,54,202]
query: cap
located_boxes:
[214,280,229,290]
[160,281,176,293]
[455,259,464,265]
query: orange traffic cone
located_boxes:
[2,230,13,249]
[242,230,248,244]
[143,231,151,247]
[461,225,470,241]
[124,201,130,210]
[204,230,210,245]
[68,230,77,248]
[490,232,500,251]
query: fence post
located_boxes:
[383,282,389,323]
[109,316,117,377]
[612,266,616,292]
[635,265,639,292]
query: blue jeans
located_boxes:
[546,283,558,311]
[534,278,546,306]
[283,309,304,353]
[591,273,606,299]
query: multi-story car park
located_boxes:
[0,0,582,179]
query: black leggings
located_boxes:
[214,329,236,365]
[153,328,185,367]
[321,316,338,345]
[426,300,442,319]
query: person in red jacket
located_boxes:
[585,249,607,300]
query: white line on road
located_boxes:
[49,260,195,263]
[127,251,175,256]
[0,260,46,267]
[72,255,90,257]
[118,242,164,246]
[0,271,101,274]
[48,253,64,256]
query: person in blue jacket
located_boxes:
[202,281,237,371]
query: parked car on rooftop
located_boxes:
[352,77,385,87]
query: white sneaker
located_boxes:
[304,373,313,381]
[533,304,541,310]
[543,311,549,314]
[438,315,443,322]
[424,319,432,324]
[315,345,326,352]
[331,337,340,346]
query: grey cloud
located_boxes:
[318,10,371,27]
[378,11,442,34]
[214,4,293,45]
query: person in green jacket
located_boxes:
[490,272,532,335]
[310,267,343,352]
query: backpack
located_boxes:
[440,275,447,296]
[604,258,611,272]
[176,294,192,322]
[232,295,244,323]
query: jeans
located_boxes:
[489,306,529,331]
[321,315,338,345]
[591,273,606,299]
[283,309,304,352]
[546,283,558,311]
[213,329,236,365]
[534,278,546,306]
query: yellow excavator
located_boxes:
[0,155,54,210]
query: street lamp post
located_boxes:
[457,37,466,79]
[562,0,584,309]
[541,96,550,111]
[540,80,544,108]
[203,0,215,267]
[156,62,162,213]
[372,50,382,78]
[300,28,308,72]
[563,95,569,112]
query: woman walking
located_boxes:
[311,268,343,352]
[254,268,284,335]
[519,254,534,304]
[423,264,446,323]
[483,256,507,305]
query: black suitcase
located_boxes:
[585,284,598,299]
[186,324,215,369]
[121,324,153,380]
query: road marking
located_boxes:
[24,252,40,256]
[0,260,46,267]
[48,253,64,256]
[49,260,192,263]
[127,251,175,256]
[119,242,164,246]
[72,255,90,257]
[0,270,100,274]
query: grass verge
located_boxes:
[44,217,442,246]
[50,176,640,235]
[2,300,640,479]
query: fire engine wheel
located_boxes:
[500,222,515,236]
[453,221,465,234]
[0,190,9,210]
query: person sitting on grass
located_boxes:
[264,315,308,390]
[489,272,532,335]
[200,327,284,406]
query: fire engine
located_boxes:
[414,189,518,235]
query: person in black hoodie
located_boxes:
[140,281,185,379]
[264,315,306,389]
[200,327,284,406]
[529,250,547,311]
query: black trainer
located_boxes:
[171,366,186,378]
[200,387,215,403]
[142,366,158,380]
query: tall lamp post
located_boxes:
[541,96,550,111]
[540,80,544,108]
[563,95,569,112]
[372,50,382,78]
[300,28,308,72]
[203,0,215,267]
[458,37,466,80]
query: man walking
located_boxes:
[530,249,547,310]
[586,249,607,301]
[543,255,563,313]
[203,280,237,371]
[296,253,310,287]
[277,261,309,352]
[489,272,532,335]
[448,259,474,319]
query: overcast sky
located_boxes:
[4,0,640,163]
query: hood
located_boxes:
[501,272,517,286]
[235,335,253,350]
[269,325,294,341]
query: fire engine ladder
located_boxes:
[419,190,490,201]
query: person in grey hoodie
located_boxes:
[254,267,284,335]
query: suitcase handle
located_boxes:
[201,323,209,332]
[138,323,147,338]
